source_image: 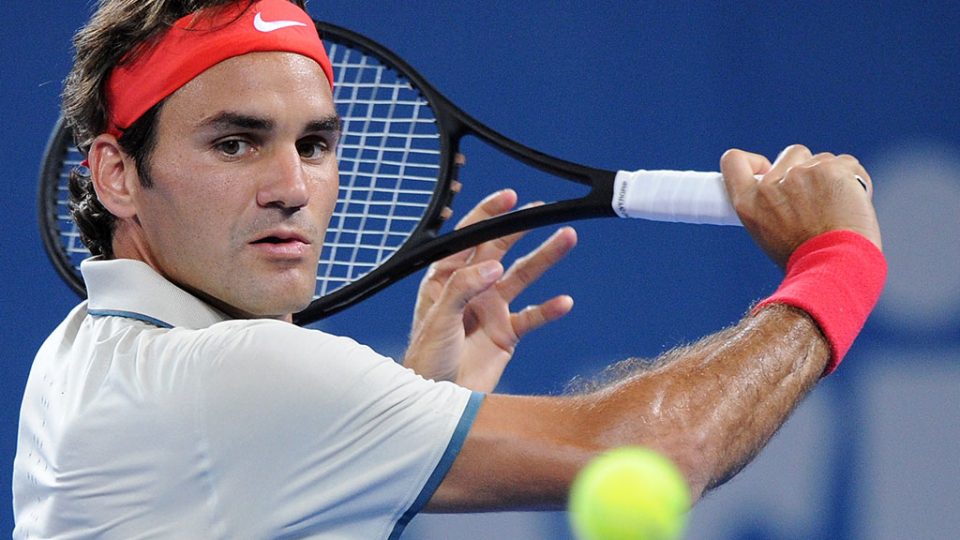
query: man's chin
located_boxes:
[254,291,315,321]
[256,268,317,312]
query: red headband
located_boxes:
[105,0,333,137]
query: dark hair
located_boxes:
[68,102,162,258]
[62,0,308,257]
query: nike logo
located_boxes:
[253,12,307,32]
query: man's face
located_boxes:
[129,52,339,319]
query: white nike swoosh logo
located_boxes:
[253,12,307,32]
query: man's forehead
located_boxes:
[161,52,336,127]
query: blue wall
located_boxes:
[3,2,958,538]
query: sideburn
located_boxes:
[117,100,164,188]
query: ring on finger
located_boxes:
[854,175,868,191]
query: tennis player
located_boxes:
[13,0,887,538]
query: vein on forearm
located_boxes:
[565,304,828,499]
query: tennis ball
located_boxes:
[568,446,690,540]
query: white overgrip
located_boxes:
[612,169,742,226]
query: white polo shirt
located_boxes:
[13,258,482,539]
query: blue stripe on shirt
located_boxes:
[88,309,173,329]
[388,391,485,540]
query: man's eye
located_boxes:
[297,139,329,160]
[217,139,251,156]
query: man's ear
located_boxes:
[87,134,140,219]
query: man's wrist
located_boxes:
[752,230,887,376]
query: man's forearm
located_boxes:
[430,304,829,512]
[578,304,828,499]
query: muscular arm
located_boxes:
[428,304,827,511]
[425,144,882,512]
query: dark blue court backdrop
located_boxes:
[3,2,958,538]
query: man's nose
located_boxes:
[257,147,310,210]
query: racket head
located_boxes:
[37,20,462,317]
[38,115,88,298]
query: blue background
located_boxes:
[3,2,958,538]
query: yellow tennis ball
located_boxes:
[569,447,690,540]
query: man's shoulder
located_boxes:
[200,318,359,353]
[172,319,390,377]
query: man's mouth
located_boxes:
[250,230,312,257]
[252,236,305,244]
[252,229,310,244]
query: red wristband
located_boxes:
[753,230,887,376]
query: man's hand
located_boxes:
[720,144,882,268]
[403,190,577,392]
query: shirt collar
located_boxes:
[81,257,231,329]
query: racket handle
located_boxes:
[612,169,743,226]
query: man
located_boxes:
[13,0,887,538]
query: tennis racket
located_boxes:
[38,20,744,325]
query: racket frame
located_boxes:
[39,115,87,298]
[297,22,618,322]
[37,20,621,322]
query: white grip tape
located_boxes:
[612,169,742,226]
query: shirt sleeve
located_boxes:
[184,319,482,539]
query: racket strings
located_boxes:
[317,42,442,297]
[55,148,91,267]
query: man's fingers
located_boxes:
[422,193,548,290]
[418,248,478,307]
[452,190,549,265]
[511,295,574,339]
[455,189,518,230]
[470,201,545,263]
[497,227,577,302]
[427,246,475,276]
[763,144,817,183]
[720,148,772,204]
[436,260,504,313]
[771,144,815,168]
